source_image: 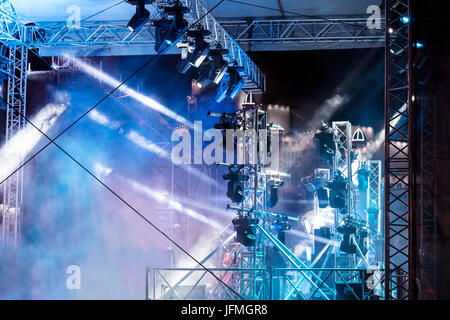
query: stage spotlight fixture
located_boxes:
[215,72,230,103]
[232,216,259,247]
[194,63,214,88]
[401,16,410,23]
[326,171,347,210]
[153,1,189,53]
[267,186,278,208]
[337,225,357,254]
[316,187,329,208]
[270,219,290,244]
[227,67,245,99]
[266,179,284,208]
[223,166,249,204]
[127,0,151,32]
[314,122,336,161]
[210,49,229,84]
[176,28,211,74]
[193,49,229,89]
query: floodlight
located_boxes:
[127,0,150,32]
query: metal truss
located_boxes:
[384,0,412,300]
[146,266,383,300]
[332,121,354,218]
[365,160,383,267]
[221,17,385,51]
[1,45,27,247]
[0,0,25,46]
[21,0,265,93]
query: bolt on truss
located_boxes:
[221,17,385,51]
[384,0,412,300]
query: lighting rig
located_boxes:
[208,103,317,299]
[152,1,189,53]
[126,1,246,102]
[306,121,384,299]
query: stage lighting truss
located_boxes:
[152,0,189,53]
[127,0,152,33]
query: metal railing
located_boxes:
[146,267,385,300]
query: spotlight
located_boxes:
[232,216,259,247]
[337,225,357,254]
[153,1,189,53]
[401,16,410,23]
[326,171,347,210]
[337,218,368,255]
[227,67,244,99]
[316,187,329,208]
[215,72,230,103]
[314,122,336,161]
[195,63,214,88]
[266,179,284,208]
[127,0,151,32]
[223,166,249,204]
[176,28,210,74]
[415,42,424,49]
[193,49,229,89]
[270,219,290,244]
[210,49,229,85]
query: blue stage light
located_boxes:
[401,16,410,23]
[416,42,424,48]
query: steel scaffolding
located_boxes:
[221,17,385,51]
[384,0,413,300]
[1,0,28,247]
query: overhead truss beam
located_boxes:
[220,17,385,51]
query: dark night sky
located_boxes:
[252,48,385,132]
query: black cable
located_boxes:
[81,0,127,22]
[1,0,244,299]
[225,0,384,32]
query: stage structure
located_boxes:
[0,0,265,247]
[145,108,385,300]
[1,0,419,300]
[384,0,413,300]
[0,0,27,246]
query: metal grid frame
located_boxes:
[221,17,385,49]
[1,45,27,246]
[384,0,412,300]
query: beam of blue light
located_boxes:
[64,54,192,128]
